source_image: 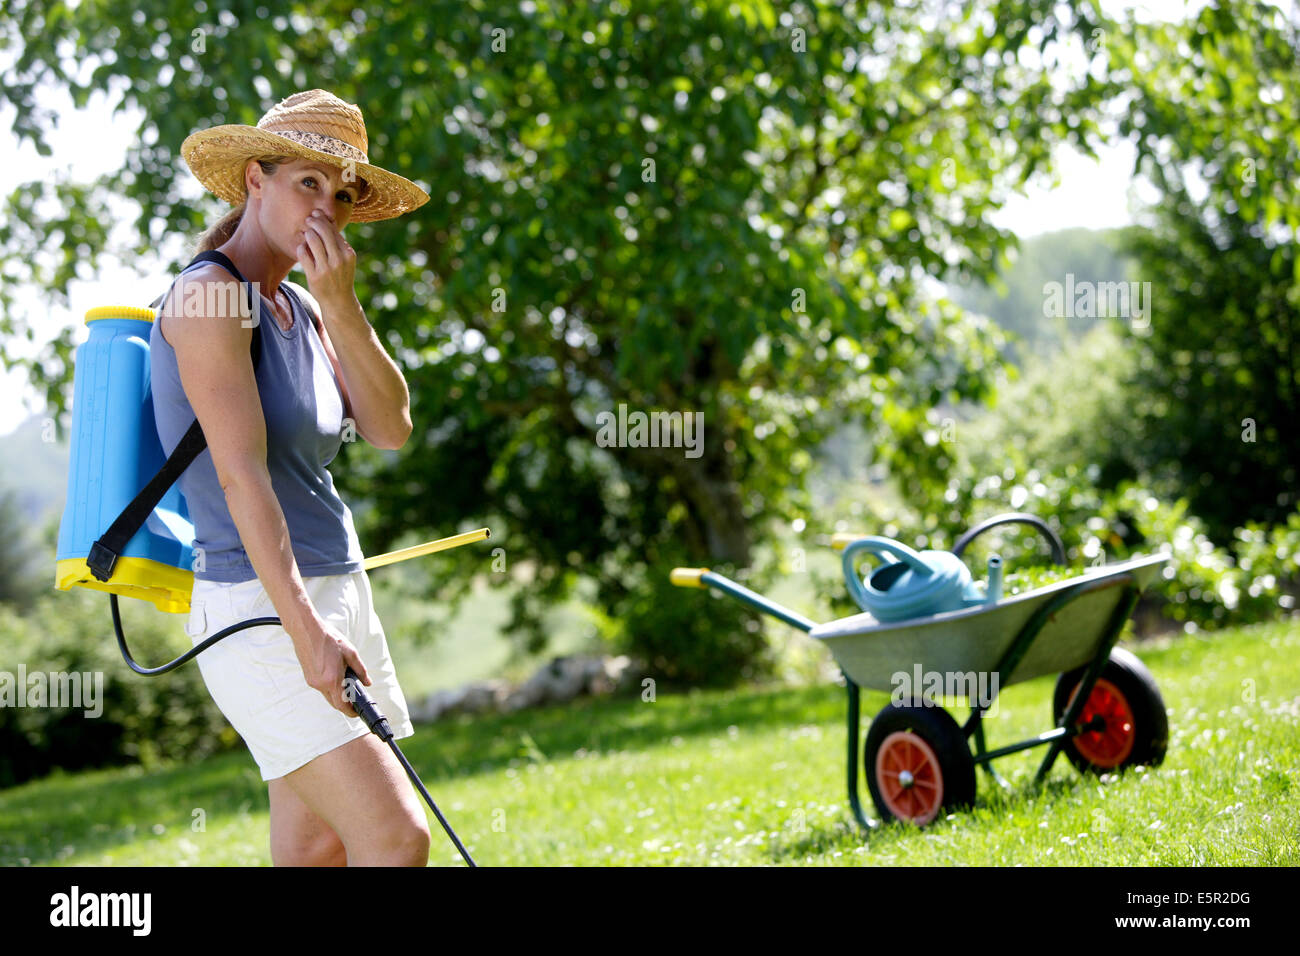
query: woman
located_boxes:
[150,89,433,866]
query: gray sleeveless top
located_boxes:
[149,260,364,583]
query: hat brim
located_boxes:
[181,125,430,223]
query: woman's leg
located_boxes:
[268,777,347,866]
[277,732,432,867]
[190,571,428,865]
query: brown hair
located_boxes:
[192,155,371,255]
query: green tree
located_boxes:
[2,0,1112,682]
[1101,0,1299,544]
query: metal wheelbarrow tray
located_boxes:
[671,544,1172,829]
[812,553,1169,691]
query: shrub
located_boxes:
[823,458,1298,634]
[589,559,775,689]
[0,588,236,788]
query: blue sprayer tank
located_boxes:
[54,306,196,613]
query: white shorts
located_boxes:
[184,568,414,781]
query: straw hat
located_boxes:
[180,89,429,222]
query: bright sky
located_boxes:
[0,0,1209,436]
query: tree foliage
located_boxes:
[2,0,1112,681]
[1100,0,1300,544]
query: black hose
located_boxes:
[111,592,279,676]
[110,593,477,867]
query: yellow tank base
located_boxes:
[54,557,194,615]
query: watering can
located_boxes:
[836,535,1004,623]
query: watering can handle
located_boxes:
[840,536,933,577]
[840,536,932,615]
[842,538,935,613]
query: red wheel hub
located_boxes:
[875,731,945,825]
[1068,677,1136,768]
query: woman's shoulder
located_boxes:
[159,262,246,317]
[158,263,255,348]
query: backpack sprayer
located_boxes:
[54,251,485,867]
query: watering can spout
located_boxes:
[985,554,1003,605]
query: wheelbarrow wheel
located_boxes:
[864,703,976,826]
[1054,647,1168,775]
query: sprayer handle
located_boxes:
[343,667,394,742]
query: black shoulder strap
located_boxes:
[87,251,263,583]
[184,250,265,371]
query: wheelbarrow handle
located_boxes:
[668,568,817,633]
[830,532,867,551]
[952,512,1066,566]
[669,567,711,588]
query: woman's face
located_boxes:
[247,157,363,261]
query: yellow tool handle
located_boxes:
[669,567,710,588]
[830,532,872,551]
[363,527,492,570]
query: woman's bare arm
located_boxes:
[297,211,412,450]
[161,266,369,712]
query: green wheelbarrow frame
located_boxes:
[671,537,1170,831]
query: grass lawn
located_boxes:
[1,617,1296,866]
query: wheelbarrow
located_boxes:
[669,512,1171,828]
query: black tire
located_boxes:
[1053,646,1168,774]
[864,703,976,826]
